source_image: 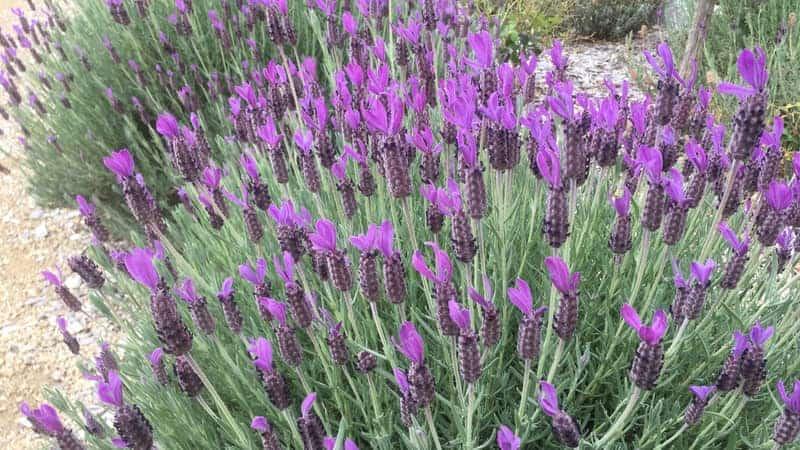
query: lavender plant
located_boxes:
[17,1,800,449]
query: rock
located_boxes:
[64,274,82,290]
[32,224,49,240]
[29,209,44,219]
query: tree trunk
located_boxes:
[679,0,716,79]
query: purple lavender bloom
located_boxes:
[774,380,800,445]
[509,278,547,359]
[42,268,82,311]
[684,385,715,426]
[622,304,668,390]
[741,321,774,396]
[539,381,581,447]
[545,256,581,340]
[496,425,521,450]
[718,222,750,289]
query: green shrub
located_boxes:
[13,0,316,231]
[570,0,661,40]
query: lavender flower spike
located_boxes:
[718,48,769,161]
[622,304,668,390]
[509,278,547,360]
[56,317,80,355]
[741,321,774,396]
[716,331,748,391]
[395,322,435,407]
[684,385,715,426]
[545,256,581,340]
[774,380,800,446]
[449,300,481,383]
[42,269,81,311]
[20,402,84,449]
[538,381,581,447]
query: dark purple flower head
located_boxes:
[497,425,521,450]
[689,385,716,402]
[621,304,669,345]
[637,146,663,183]
[643,43,676,79]
[508,278,547,318]
[690,259,715,285]
[748,321,774,349]
[97,370,124,407]
[630,98,650,136]
[777,380,800,414]
[412,242,452,284]
[309,219,338,252]
[468,275,494,310]
[544,256,580,295]
[776,227,794,250]
[448,300,471,331]
[20,402,64,434]
[248,337,274,372]
[536,148,562,189]
[156,112,180,138]
[395,321,424,364]
[765,181,792,211]
[149,348,163,366]
[103,149,135,179]
[610,187,632,216]
[124,248,160,290]
[717,47,769,99]
[718,222,750,256]
[466,30,494,69]
[176,278,201,304]
[686,140,709,172]
[239,258,268,286]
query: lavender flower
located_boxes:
[448,301,481,383]
[545,256,581,340]
[469,276,500,347]
[508,278,547,360]
[275,252,313,328]
[75,195,109,242]
[56,317,79,355]
[741,322,773,396]
[251,416,281,450]
[718,222,750,289]
[537,148,569,248]
[716,331,747,392]
[497,425,521,450]
[395,322,435,408]
[249,337,291,410]
[310,219,352,292]
[149,348,168,385]
[216,277,242,334]
[774,380,800,446]
[239,257,272,319]
[539,381,581,447]
[67,254,104,289]
[350,224,381,302]
[97,371,154,450]
[42,269,81,311]
[718,48,769,161]
[609,187,633,258]
[757,181,793,246]
[176,278,216,335]
[622,304,668,390]
[19,402,85,449]
[638,146,665,231]
[413,242,458,335]
[173,355,204,397]
[684,385,715,426]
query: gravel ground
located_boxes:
[0,1,121,448]
[0,1,661,447]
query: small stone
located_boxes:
[29,209,44,219]
[32,224,48,240]
[64,274,82,290]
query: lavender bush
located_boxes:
[2,0,317,228]
[16,1,800,449]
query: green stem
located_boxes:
[516,359,532,428]
[596,386,642,447]
[465,385,476,449]
[425,406,443,450]
[655,423,688,450]
[546,339,565,383]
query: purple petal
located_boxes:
[507,278,532,317]
[124,248,160,290]
[496,425,521,450]
[538,381,560,417]
[620,303,642,332]
[448,300,471,330]
[393,368,410,395]
[396,322,424,364]
[301,392,316,418]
